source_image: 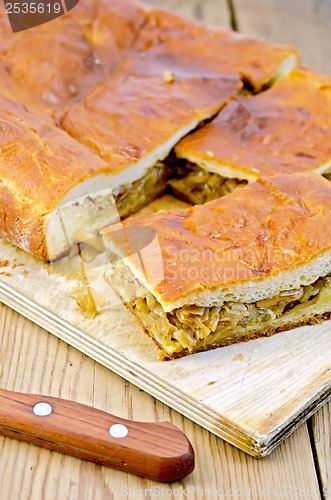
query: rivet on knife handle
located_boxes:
[0,388,194,482]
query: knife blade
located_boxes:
[0,388,194,482]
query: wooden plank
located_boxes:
[312,405,331,497]
[146,0,231,29]
[0,304,321,499]
[233,0,331,73]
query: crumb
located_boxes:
[163,70,175,84]
[232,353,245,362]
[206,150,214,158]
[70,285,98,319]
[68,84,78,95]
[0,272,11,276]
[23,269,29,276]
[12,262,24,269]
[0,260,9,268]
[208,381,216,386]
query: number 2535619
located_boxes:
[5,3,62,15]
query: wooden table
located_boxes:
[1,1,331,498]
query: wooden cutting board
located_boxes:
[1,219,331,457]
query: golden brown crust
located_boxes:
[134,7,298,90]
[0,97,107,260]
[0,0,297,116]
[61,62,240,170]
[102,173,331,304]
[176,66,331,178]
[0,0,147,115]
[61,3,297,166]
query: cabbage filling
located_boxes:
[167,161,247,205]
[114,162,168,218]
[131,274,331,358]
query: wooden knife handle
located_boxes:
[0,388,194,482]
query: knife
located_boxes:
[0,388,194,482]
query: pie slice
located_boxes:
[1,68,235,261]
[102,173,331,359]
[134,3,298,91]
[173,66,331,204]
[59,0,299,213]
[0,97,125,261]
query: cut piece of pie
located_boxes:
[102,173,331,359]
[173,66,331,204]
[0,96,124,261]
[134,3,298,92]
[60,0,299,219]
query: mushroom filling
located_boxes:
[167,162,247,205]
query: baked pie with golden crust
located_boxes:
[174,66,331,204]
[102,173,331,359]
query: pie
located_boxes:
[0,0,297,260]
[102,173,331,359]
[2,0,331,360]
[174,66,331,204]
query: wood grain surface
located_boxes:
[313,406,331,498]
[0,304,322,499]
[0,0,330,498]
[147,0,231,27]
[233,0,331,74]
